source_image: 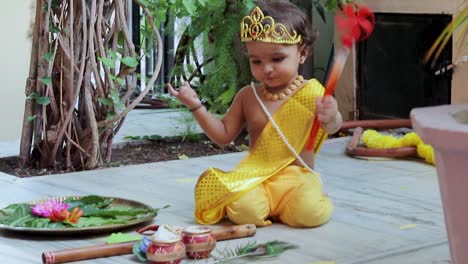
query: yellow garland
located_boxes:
[362,130,435,165]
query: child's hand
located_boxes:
[315,95,338,124]
[167,82,202,109]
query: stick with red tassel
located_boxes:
[305,2,375,150]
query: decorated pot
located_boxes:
[182,225,216,259]
[146,236,186,264]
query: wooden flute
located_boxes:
[42,224,256,264]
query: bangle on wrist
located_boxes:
[322,114,338,128]
[322,118,336,128]
[322,112,340,130]
[189,104,203,112]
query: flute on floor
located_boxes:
[42,224,256,264]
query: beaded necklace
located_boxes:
[261,75,304,101]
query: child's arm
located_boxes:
[315,95,343,135]
[167,82,245,145]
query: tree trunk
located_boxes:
[19,0,163,171]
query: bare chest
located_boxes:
[244,95,283,146]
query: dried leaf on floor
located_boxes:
[176,177,198,183]
[399,224,417,230]
[178,154,189,160]
[452,110,468,125]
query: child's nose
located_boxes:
[263,64,273,74]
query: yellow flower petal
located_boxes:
[400,224,417,230]
[176,177,198,183]
[178,154,189,160]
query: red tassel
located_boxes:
[305,3,375,151]
[335,3,375,48]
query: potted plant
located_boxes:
[411,5,468,263]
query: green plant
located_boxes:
[424,4,467,68]
[158,0,359,113]
[163,0,256,114]
[123,135,163,141]
[20,0,164,170]
[175,110,203,142]
[209,240,298,263]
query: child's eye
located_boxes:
[251,60,261,65]
[272,57,285,62]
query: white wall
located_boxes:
[0,1,31,141]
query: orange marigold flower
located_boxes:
[48,209,69,222]
[64,207,84,224]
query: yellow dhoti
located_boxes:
[194,79,333,227]
[226,166,333,227]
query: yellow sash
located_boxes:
[194,79,327,224]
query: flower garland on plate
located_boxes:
[362,130,435,165]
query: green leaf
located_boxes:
[0,204,31,225]
[139,0,150,7]
[120,56,139,68]
[49,25,61,33]
[106,111,117,120]
[123,135,141,140]
[81,205,156,217]
[324,0,340,11]
[36,96,51,106]
[107,233,141,244]
[156,8,167,26]
[109,88,120,103]
[117,32,125,47]
[27,115,37,121]
[109,74,125,86]
[63,195,112,209]
[43,52,54,62]
[182,0,196,15]
[114,102,126,111]
[313,0,327,23]
[27,92,38,100]
[243,0,256,11]
[149,135,162,140]
[133,239,147,262]
[108,49,119,61]
[51,0,61,8]
[98,57,115,68]
[98,97,113,106]
[197,0,207,7]
[29,218,52,228]
[39,77,52,86]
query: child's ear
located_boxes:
[299,46,309,64]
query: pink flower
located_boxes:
[31,200,69,217]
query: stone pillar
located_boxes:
[411,104,468,264]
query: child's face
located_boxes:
[246,41,307,89]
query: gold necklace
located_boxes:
[261,75,304,102]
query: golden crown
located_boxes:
[240,6,302,44]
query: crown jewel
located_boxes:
[240,6,302,44]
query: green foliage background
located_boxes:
[141,0,354,114]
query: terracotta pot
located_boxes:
[146,236,186,264]
[411,104,468,264]
[182,225,216,259]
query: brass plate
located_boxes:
[0,196,157,235]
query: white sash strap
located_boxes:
[250,82,323,187]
